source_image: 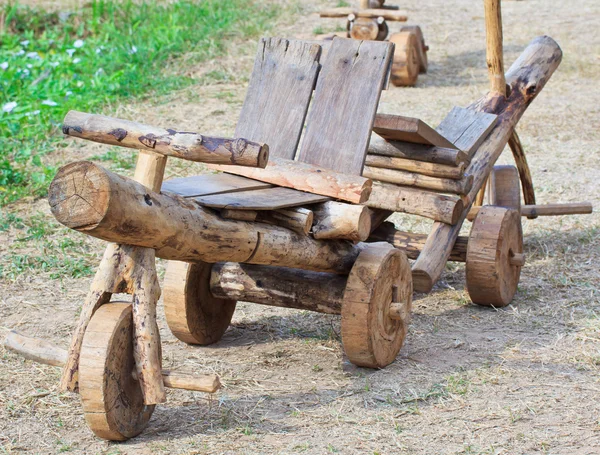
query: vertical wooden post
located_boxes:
[484,0,506,97]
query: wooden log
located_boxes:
[365,154,466,179]
[411,36,563,292]
[369,209,393,232]
[508,130,536,208]
[257,207,314,236]
[220,209,257,221]
[370,222,469,262]
[369,135,468,166]
[467,202,593,221]
[484,0,506,96]
[3,331,220,394]
[63,111,268,168]
[210,263,345,314]
[48,161,367,274]
[208,157,372,204]
[363,166,473,195]
[365,181,464,225]
[319,7,408,21]
[311,202,372,242]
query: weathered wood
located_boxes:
[63,111,268,168]
[467,202,593,221]
[161,174,271,198]
[484,0,506,96]
[373,114,457,148]
[401,25,428,73]
[319,7,408,21]
[366,181,464,224]
[369,135,468,166]
[508,130,536,208]
[369,222,469,262]
[411,36,562,292]
[235,38,321,159]
[209,157,372,204]
[3,330,220,393]
[389,31,419,87]
[435,107,498,155]
[369,209,393,232]
[365,154,466,179]
[349,17,386,41]
[297,38,393,175]
[257,207,314,235]
[220,209,258,221]
[311,202,372,242]
[363,166,473,195]
[210,262,345,314]
[196,187,329,210]
[49,161,367,274]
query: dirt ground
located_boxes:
[1,0,599,454]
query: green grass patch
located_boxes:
[0,0,279,205]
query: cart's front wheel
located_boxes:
[79,303,155,441]
[341,244,412,368]
[389,31,420,87]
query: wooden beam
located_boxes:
[365,154,466,180]
[311,202,372,242]
[484,0,506,96]
[369,135,468,166]
[63,111,268,168]
[363,166,473,195]
[467,202,593,221]
[373,114,457,148]
[319,7,408,21]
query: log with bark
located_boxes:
[63,111,269,168]
[311,202,372,242]
[411,36,563,292]
[365,154,466,179]
[363,166,473,195]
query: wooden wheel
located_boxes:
[341,243,412,368]
[489,165,521,210]
[164,261,236,345]
[80,303,155,441]
[466,206,524,307]
[389,31,419,87]
[400,25,428,73]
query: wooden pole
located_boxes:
[319,8,408,21]
[411,36,563,292]
[508,131,536,208]
[484,0,506,96]
[311,202,372,242]
[210,262,345,314]
[220,207,314,235]
[366,181,464,225]
[363,166,473,195]
[4,331,220,394]
[369,135,468,166]
[208,157,372,204]
[365,154,466,179]
[63,111,269,168]
[467,201,593,221]
[48,161,367,275]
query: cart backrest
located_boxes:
[235,37,393,176]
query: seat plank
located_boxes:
[161,174,271,198]
[296,38,393,175]
[235,38,321,159]
[435,107,497,155]
[195,187,329,210]
[373,114,457,148]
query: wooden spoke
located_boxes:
[163,261,236,345]
[341,243,412,368]
[389,31,419,87]
[79,303,155,441]
[466,206,523,307]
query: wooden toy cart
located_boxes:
[4,1,592,442]
[319,2,428,86]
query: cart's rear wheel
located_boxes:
[164,261,236,345]
[466,206,524,307]
[490,165,521,210]
[389,31,420,87]
[79,303,154,441]
[341,244,412,368]
[400,25,428,73]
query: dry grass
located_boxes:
[1,0,600,453]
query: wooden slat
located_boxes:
[368,135,468,166]
[161,174,272,198]
[195,187,329,210]
[435,107,498,155]
[296,38,393,175]
[373,114,457,148]
[235,38,322,159]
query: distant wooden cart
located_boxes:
[4,0,592,442]
[319,1,428,86]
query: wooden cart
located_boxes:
[319,1,428,86]
[4,1,593,442]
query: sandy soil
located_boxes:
[1,0,599,454]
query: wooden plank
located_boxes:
[373,114,457,148]
[435,107,498,155]
[195,187,329,210]
[369,135,468,166]
[235,38,321,160]
[296,38,393,175]
[161,173,272,198]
